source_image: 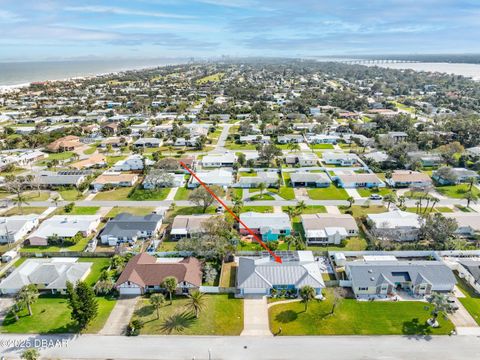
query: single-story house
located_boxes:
[284,153,319,166]
[345,259,456,299]
[236,251,325,297]
[336,173,384,188]
[236,172,278,188]
[322,152,358,166]
[201,153,236,168]
[239,135,270,144]
[444,213,480,238]
[71,153,107,170]
[457,260,480,289]
[133,138,163,148]
[388,170,433,188]
[290,172,331,187]
[367,210,422,241]
[306,134,340,144]
[35,170,88,188]
[112,155,153,171]
[301,214,358,245]
[387,131,408,143]
[408,151,443,167]
[0,215,40,244]
[100,213,163,246]
[277,134,304,144]
[46,135,82,152]
[239,212,291,241]
[143,171,185,189]
[92,172,138,191]
[28,215,101,246]
[170,214,214,240]
[115,253,202,295]
[433,167,480,185]
[0,258,92,295]
[188,168,234,188]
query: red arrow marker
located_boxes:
[179,161,282,264]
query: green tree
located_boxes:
[149,293,166,319]
[188,185,224,213]
[347,196,354,208]
[465,190,478,208]
[383,192,397,210]
[299,285,316,312]
[186,290,206,318]
[162,276,178,304]
[258,182,266,198]
[21,348,40,360]
[16,284,39,316]
[66,281,98,330]
[427,292,454,327]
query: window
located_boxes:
[358,287,368,291]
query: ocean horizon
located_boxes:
[0,58,187,87]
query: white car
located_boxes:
[369,194,383,200]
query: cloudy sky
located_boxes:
[1,0,480,61]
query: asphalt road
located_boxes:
[1,334,480,359]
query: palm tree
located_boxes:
[465,191,478,208]
[299,285,316,312]
[287,142,300,152]
[16,284,39,316]
[284,235,296,251]
[21,348,40,360]
[295,200,307,215]
[232,196,243,215]
[427,292,453,327]
[347,196,354,208]
[429,196,439,213]
[330,287,348,315]
[258,182,266,198]
[186,290,206,318]
[284,235,304,251]
[383,193,397,210]
[285,206,297,219]
[397,195,406,208]
[149,293,166,319]
[162,276,178,304]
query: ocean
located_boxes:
[0,58,186,87]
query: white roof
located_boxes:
[29,215,100,239]
[367,210,421,229]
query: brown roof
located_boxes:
[71,153,106,169]
[93,172,138,184]
[47,135,82,152]
[115,253,202,288]
[391,171,431,183]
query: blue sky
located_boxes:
[1,0,480,61]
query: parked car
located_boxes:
[369,194,383,200]
[447,296,459,310]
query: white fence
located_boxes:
[199,286,236,294]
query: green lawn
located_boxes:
[133,294,243,335]
[157,240,178,252]
[47,151,75,161]
[238,171,257,177]
[250,193,275,201]
[228,188,243,200]
[225,142,257,150]
[309,144,335,150]
[307,236,367,251]
[405,207,453,214]
[174,187,192,200]
[282,205,327,214]
[269,289,454,335]
[58,188,84,201]
[339,205,387,218]
[240,206,273,213]
[435,184,480,199]
[20,237,90,253]
[55,206,100,215]
[166,206,216,222]
[24,191,51,201]
[1,294,116,334]
[106,206,155,218]
[357,187,394,198]
[219,263,237,287]
[93,187,133,201]
[455,275,480,326]
[196,72,224,84]
[277,187,296,200]
[78,257,111,287]
[84,145,98,155]
[307,185,349,200]
[2,207,47,216]
[106,155,127,167]
[128,188,171,201]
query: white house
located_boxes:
[201,152,237,167]
[28,215,101,246]
[112,155,153,171]
[188,168,234,188]
[367,210,422,241]
[322,151,358,166]
[0,215,40,244]
[301,214,358,245]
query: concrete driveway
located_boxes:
[450,299,478,327]
[241,296,272,336]
[0,297,14,323]
[100,295,139,335]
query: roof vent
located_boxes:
[368,269,373,273]
[370,277,375,281]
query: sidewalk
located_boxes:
[166,187,178,201]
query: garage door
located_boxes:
[119,287,141,295]
[243,288,268,295]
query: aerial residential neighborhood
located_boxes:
[1,59,480,358]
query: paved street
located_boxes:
[1,334,480,359]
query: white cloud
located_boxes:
[0,9,24,23]
[64,5,195,19]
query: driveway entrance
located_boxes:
[241,296,272,336]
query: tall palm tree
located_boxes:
[162,277,178,304]
[295,200,306,215]
[149,293,166,319]
[285,206,297,219]
[287,142,300,152]
[383,193,397,210]
[186,290,206,318]
[258,182,266,198]
[427,292,453,327]
[347,196,354,208]
[299,285,316,312]
[429,196,439,213]
[16,284,39,316]
[465,191,478,208]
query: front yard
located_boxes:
[128,188,171,201]
[307,185,349,200]
[106,206,155,218]
[455,275,480,325]
[269,289,454,335]
[93,187,133,201]
[1,294,116,334]
[357,187,394,198]
[435,184,480,199]
[132,294,243,335]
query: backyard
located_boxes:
[269,289,454,335]
[132,294,243,335]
